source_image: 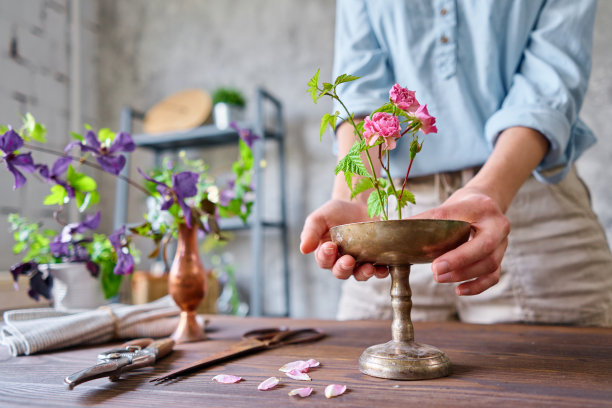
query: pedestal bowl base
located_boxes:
[359,340,451,380]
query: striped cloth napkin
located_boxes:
[1,296,190,356]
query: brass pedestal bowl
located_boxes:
[331,219,471,380]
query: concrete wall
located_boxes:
[2,1,611,318]
[0,0,99,270]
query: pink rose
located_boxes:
[363,112,401,150]
[415,104,437,134]
[389,84,419,113]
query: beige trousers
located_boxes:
[336,166,612,326]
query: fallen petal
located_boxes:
[288,387,313,398]
[306,359,320,368]
[325,384,347,398]
[258,377,280,390]
[279,360,311,373]
[212,374,242,384]
[285,369,311,381]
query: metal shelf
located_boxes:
[113,88,289,317]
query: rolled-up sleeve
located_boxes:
[333,0,394,118]
[484,0,597,183]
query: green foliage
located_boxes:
[21,113,47,143]
[319,112,339,139]
[334,140,370,178]
[212,87,246,107]
[87,234,122,299]
[44,184,68,206]
[367,189,387,219]
[8,214,56,264]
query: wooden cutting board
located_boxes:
[143,89,212,134]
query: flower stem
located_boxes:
[24,143,149,195]
[399,157,415,204]
[335,96,388,220]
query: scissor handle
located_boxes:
[243,327,325,346]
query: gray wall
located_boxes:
[1,0,611,318]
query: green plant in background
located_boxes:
[212,87,246,107]
[201,233,248,316]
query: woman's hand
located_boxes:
[416,186,510,296]
[299,200,388,281]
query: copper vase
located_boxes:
[169,223,207,343]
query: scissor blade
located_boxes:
[65,357,130,390]
[150,338,267,383]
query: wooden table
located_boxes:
[1,316,611,407]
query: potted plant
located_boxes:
[307,71,470,380]
[1,114,258,332]
[212,87,246,129]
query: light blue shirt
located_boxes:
[333,0,597,183]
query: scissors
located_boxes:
[150,327,325,383]
[65,338,174,389]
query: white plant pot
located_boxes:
[39,263,108,311]
[213,103,245,130]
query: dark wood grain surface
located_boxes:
[1,316,611,407]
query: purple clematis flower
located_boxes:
[49,212,101,258]
[37,156,75,198]
[0,129,37,189]
[109,225,134,275]
[66,130,135,175]
[138,169,199,228]
[230,122,260,148]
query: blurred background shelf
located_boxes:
[113,88,289,317]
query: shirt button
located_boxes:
[440,8,447,16]
[441,35,449,44]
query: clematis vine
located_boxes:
[3,113,259,303]
[138,169,199,228]
[66,130,135,175]
[308,70,438,220]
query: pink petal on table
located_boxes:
[212,374,242,384]
[285,369,311,381]
[288,387,313,398]
[279,360,311,373]
[325,384,347,398]
[257,377,280,390]
[306,359,320,368]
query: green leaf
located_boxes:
[0,125,9,134]
[334,140,370,177]
[351,177,374,199]
[367,189,387,219]
[334,74,360,86]
[67,166,97,192]
[307,69,321,103]
[319,113,332,139]
[98,128,115,143]
[344,172,353,195]
[21,113,47,143]
[70,131,84,141]
[394,188,416,207]
[12,241,27,254]
[99,260,123,299]
[44,184,68,205]
[372,102,395,115]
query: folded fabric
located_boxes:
[0,296,193,356]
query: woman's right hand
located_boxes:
[299,199,389,281]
